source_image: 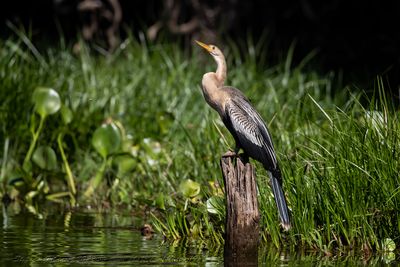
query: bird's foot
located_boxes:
[222,150,238,158]
[281,222,291,232]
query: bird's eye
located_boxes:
[211,46,215,50]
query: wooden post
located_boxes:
[220,153,259,266]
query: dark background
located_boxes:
[1,0,399,94]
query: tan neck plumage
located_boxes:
[201,54,228,115]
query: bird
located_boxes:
[195,40,291,231]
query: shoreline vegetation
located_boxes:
[0,32,399,256]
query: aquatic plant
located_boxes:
[0,30,398,252]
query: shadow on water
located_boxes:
[0,205,396,266]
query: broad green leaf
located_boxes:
[383,252,395,264]
[32,87,61,118]
[32,145,58,170]
[179,179,200,198]
[382,238,396,252]
[60,105,73,124]
[92,120,121,158]
[113,155,136,176]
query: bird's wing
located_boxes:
[225,97,277,170]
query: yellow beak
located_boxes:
[195,40,212,52]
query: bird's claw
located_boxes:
[222,150,238,158]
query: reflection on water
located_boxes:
[0,208,222,266]
[0,206,396,266]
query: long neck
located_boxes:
[214,55,227,87]
[201,72,226,115]
[200,54,228,115]
[201,73,224,115]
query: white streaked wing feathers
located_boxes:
[227,98,277,168]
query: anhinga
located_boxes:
[196,40,291,230]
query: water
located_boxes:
[0,206,395,266]
[0,207,222,266]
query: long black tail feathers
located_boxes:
[270,172,291,231]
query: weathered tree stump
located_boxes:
[220,153,259,266]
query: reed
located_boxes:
[0,31,398,252]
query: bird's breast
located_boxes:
[201,86,228,116]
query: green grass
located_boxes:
[0,30,399,253]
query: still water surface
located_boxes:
[0,208,394,266]
[1,209,223,266]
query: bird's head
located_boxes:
[195,40,223,59]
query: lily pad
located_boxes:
[92,120,121,158]
[179,179,200,198]
[32,145,58,170]
[32,87,61,118]
[382,238,396,252]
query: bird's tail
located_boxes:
[270,170,291,231]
